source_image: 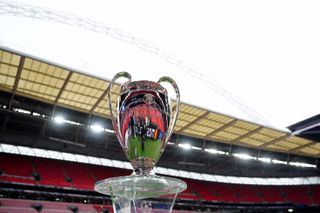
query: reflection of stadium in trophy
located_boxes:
[119,89,169,174]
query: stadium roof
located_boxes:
[1,0,320,130]
[1,48,320,158]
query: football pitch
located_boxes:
[128,136,162,161]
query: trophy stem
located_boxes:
[112,192,179,213]
[131,158,155,176]
[132,168,153,176]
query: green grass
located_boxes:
[128,137,162,161]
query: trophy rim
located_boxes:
[94,174,187,200]
[121,80,168,95]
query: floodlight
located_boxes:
[258,157,271,163]
[178,143,191,150]
[289,162,316,168]
[272,159,287,165]
[205,148,227,155]
[90,124,104,132]
[104,128,115,133]
[191,146,201,150]
[54,116,65,124]
[233,153,256,160]
[32,112,40,117]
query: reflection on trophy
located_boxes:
[95,72,186,213]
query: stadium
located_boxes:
[0,1,320,213]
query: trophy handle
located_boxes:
[107,71,132,145]
[158,76,180,144]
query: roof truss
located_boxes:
[0,48,319,158]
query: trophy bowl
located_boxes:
[94,72,186,210]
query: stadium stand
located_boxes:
[1,153,320,208]
[0,198,234,213]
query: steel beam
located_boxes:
[89,82,109,114]
[38,71,72,139]
[230,126,264,143]
[205,119,237,137]
[259,135,291,148]
[53,71,73,110]
[178,111,210,133]
[289,141,317,152]
[8,56,25,110]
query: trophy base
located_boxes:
[94,174,187,200]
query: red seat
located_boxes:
[257,186,285,203]
[33,158,70,188]
[310,185,320,205]
[282,185,312,205]
[1,153,319,205]
[0,198,98,212]
[0,154,33,177]
[231,184,261,203]
[0,176,35,184]
[90,164,130,182]
[209,183,240,203]
[63,162,95,190]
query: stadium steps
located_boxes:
[258,185,285,203]
[63,162,95,190]
[61,165,73,188]
[207,183,237,202]
[311,185,320,205]
[231,184,261,203]
[278,185,289,203]
[252,185,264,203]
[283,185,312,205]
[88,166,97,183]
[33,158,71,188]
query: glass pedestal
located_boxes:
[95,174,186,213]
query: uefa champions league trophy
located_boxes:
[94,72,186,213]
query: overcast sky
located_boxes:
[0,0,320,131]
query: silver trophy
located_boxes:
[95,72,186,213]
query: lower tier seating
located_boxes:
[0,198,100,213]
[0,198,224,213]
[1,153,319,205]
